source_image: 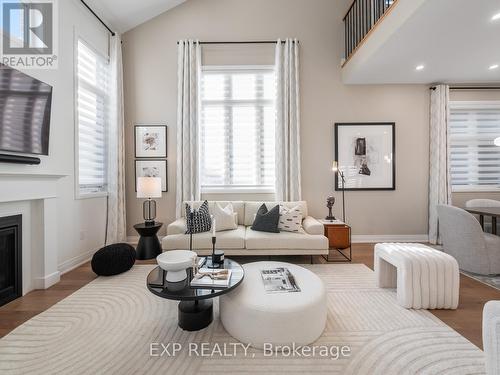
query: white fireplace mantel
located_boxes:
[0,172,67,292]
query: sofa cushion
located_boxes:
[245,227,328,250]
[183,201,245,225]
[163,225,246,250]
[244,201,308,226]
[251,204,280,233]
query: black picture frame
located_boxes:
[334,122,395,191]
[134,125,167,158]
[134,159,168,192]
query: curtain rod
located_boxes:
[429,86,500,90]
[176,40,296,45]
[80,0,115,36]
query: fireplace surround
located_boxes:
[0,214,22,307]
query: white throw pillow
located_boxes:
[278,205,303,233]
[214,203,238,231]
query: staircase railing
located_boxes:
[343,0,398,64]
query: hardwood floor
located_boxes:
[1,243,499,349]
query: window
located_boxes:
[449,101,500,191]
[200,66,276,193]
[76,39,109,196]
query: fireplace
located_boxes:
[0,215,22,307]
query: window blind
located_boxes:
[76,40,109,195]
[200,66,276,191]
[449,101,500,190]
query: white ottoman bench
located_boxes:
[374,243,459,309]
[220,261,327,349]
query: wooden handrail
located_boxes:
[342,0,399,65]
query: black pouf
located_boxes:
[91,243,136,276]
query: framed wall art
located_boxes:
[134,125,167,158]
[334,122,395,191]
[135,160,168,192]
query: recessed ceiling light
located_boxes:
[492,12,500,21]
[415,65,425,71]
[489,64,499,70]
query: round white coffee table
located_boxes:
[220,261,327,349]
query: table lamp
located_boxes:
[332,161,346,223]
[137,177,162,226]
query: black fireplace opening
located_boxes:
[0,215,22,307]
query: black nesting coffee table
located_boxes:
[146,258,244,331]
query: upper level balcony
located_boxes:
[341,0,500,85]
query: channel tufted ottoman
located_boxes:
[220,261,327,349]
[374,243,459,309]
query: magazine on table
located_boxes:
[260,267,301,293]
[190,268,232,289]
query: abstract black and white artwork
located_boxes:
[334,123,395,190]
[135,125,167,158]
[135,160,168,192]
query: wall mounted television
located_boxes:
[0,64,52,156]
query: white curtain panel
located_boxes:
[176,40,201,218]
[275,38,302,201]
[429,84,451,244]
[106,34,127,244]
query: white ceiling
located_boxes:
[83,0,187,33]
[342,0,500,84]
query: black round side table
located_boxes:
[133,222,163,260]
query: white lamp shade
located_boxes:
[137,177,162,198]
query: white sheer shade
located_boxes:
[77,40,109,195]
[449,101,500,190]
[200,66,276,191]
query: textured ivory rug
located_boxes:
[0,264,485,375]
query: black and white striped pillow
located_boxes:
[185,201,212,234]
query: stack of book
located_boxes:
[190,268,232,289]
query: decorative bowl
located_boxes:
[156,250,197,282]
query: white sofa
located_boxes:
[162,201,329,256]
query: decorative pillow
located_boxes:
[278,205,303,233]
[214,203,238,231]
[185,200,211,234]
[251,204,280,233]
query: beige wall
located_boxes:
[122,0,430,237]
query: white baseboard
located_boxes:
[58,249,96,275]
[33,271,61,289]
[127,235,139,245]
[127,235,164,246]
[351,234,429,243]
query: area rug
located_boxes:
[0,264,485,375]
